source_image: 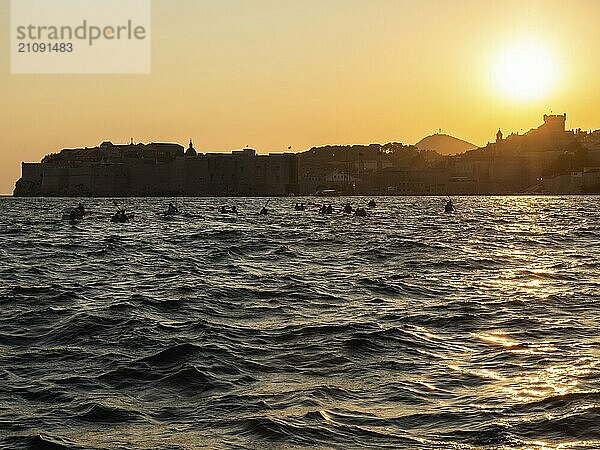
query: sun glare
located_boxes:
[491,41,558,101]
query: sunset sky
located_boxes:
[2,0,600,194]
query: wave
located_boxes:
[140,342,203,366]
[154,365,222,394]
[75,402,142,423]
[1,196,600,448]
[1,433,86,450]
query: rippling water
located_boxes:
[0,196,599,449]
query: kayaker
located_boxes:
[167,202,178,215]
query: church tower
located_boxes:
[496,129,503,143]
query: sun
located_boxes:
[491,40,558,101]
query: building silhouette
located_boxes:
[13,113,600,196]
[15,141,298,196]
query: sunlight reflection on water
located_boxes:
[0,195,599,449]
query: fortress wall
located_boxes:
[68,166,93,193]
[171,159,187,194]
[182,157,209,195]
[89,165,121,196]
[255,154,297,195]
[21,163,43,182]
[129,163,173,195]
[41,167,69,194]
[15,147,300,197]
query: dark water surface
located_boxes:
[0,196,599,449]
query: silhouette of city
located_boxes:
[14,113,600,196]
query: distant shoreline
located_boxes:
[4,193,599,199]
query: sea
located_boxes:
[0,196,599,449]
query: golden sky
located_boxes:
[2,0,600,194]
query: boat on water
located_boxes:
[111,212,134,223]
[354,207,367,217]
[62,204,86,223]
[319,204,333,214]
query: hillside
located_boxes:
[416,133,477,155]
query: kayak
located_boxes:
[111,213,134,223]
[62,211,85,221]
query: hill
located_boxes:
[416,133,477,155]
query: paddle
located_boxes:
[113,199,124,213]
[259,199,270,215]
